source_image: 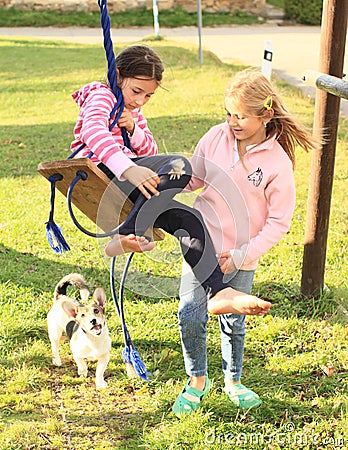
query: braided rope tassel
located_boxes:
[45,174,70,253]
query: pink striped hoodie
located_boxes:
[70,82,158,179]
[187,121,296,270]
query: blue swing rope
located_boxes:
[45,0,149,381]
[98,0,132,147]
[110,254,150,381]
[66,172,123,239]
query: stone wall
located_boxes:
[1,0,266,15]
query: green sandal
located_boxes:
[224,383,261,409]
[172,376,210,417]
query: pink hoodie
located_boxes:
[70,82,158,180]
[188,121,296,270]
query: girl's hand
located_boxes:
[218,251,237,274]
[117,109,135,134]
[122,166,160,199]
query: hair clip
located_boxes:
[264,95,273,110]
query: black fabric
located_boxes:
[66,321,80,340]
[98,155,229,296]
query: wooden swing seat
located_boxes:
[37,158,165,241]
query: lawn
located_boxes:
[0,6,264,28]
[0,35,347,449]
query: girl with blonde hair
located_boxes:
[225,69,317,167]
[173,70,319,416]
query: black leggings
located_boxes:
[99,154,229,296]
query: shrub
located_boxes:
[284,0,322,25]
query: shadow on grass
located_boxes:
[1,240,346,320]
[0,242,98,293]
[255,280,348,325]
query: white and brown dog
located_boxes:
[47,274,111,389]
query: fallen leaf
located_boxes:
[320,363,334,376]
[311,399,319,407]
[333,400,344,410]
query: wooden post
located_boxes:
[301,0,348,297]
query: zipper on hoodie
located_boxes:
[231,138,240,170]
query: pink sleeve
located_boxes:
[130,109,159,157]
[79,88,137,178]
[186,140,205,192]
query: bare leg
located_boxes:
[105,234,155,257]
[208,287,271,315]
[189,375,206,391]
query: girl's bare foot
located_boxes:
[104,233,155,257]
[208,287,271,315]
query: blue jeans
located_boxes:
[178,261,255,383]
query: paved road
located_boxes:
[1,24,347,116]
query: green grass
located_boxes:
[0,35,347,449]
[267,0,285,9]
[0,6,264,28]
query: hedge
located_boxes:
[284,0,323,25]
